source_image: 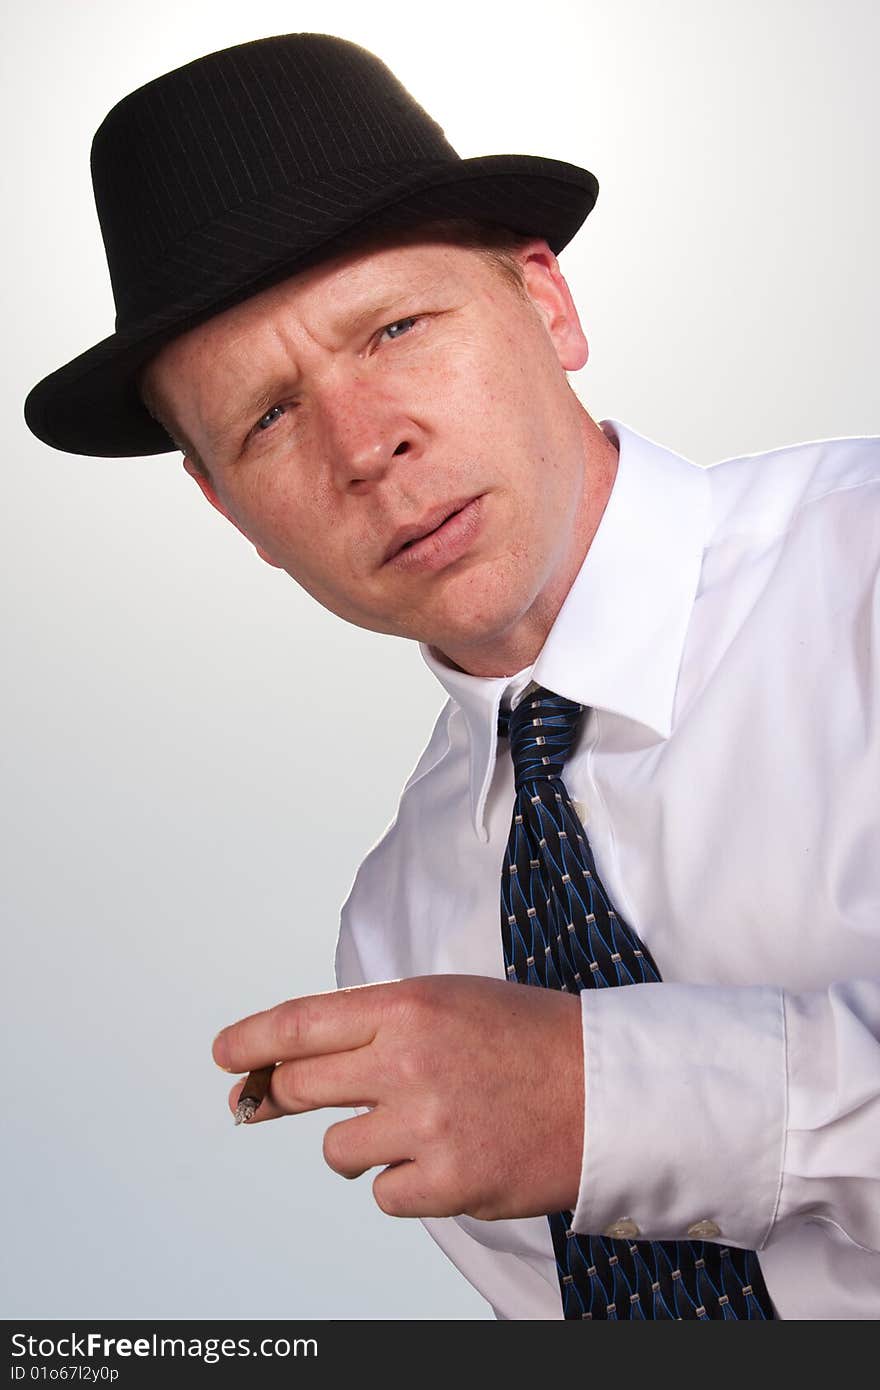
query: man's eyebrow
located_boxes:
[327,269,446,337]
[335,293,416,336]
[202,377,298,449]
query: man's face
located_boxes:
[144,229,610,675]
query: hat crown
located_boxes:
[90,33,456,324]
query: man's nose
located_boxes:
[318,376,418,489]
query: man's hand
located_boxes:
[212,975,583,1221]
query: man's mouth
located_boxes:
[383,496,482,565]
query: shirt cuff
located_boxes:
[571,981,786,1250]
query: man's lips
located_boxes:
[382,495,483,565]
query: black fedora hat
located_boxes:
[23,32,599,459]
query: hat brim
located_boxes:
[24,154,598,458]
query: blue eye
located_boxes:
[254,404,288,434]
[381,317,417,341]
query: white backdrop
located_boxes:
[3,0,878,1319]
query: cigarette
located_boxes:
[233,1064,275,1125]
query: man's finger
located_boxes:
[371,1154,440,1218]
[322,1109,412,1180]
[213,979,401,1072]
[226,1047,379,1122]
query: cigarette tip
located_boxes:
[234,1097,258,1126]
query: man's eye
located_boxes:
[379,316,418,342]
[254,404,287,433]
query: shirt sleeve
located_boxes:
[571,978,880,1255]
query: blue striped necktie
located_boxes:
[498,684,776,1320]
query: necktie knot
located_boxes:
[498,684,584,786]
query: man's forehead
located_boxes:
[261,231,482,318]
[292,236,469,319]
[162,235,473,366]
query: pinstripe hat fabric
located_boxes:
[23,32,599,459]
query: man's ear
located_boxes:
[181,454,283,568]
[515,240,589,373]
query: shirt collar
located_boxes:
[418,418,711,842]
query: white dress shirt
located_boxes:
[334,417,880,1320]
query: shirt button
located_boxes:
[572,800,588,825]
[686,1219,721,1239]
[603,1217,641,1239]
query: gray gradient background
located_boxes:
[4,0,878,1319]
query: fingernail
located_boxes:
[212,1031,232,1071]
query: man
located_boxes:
[24,33,879,1321]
